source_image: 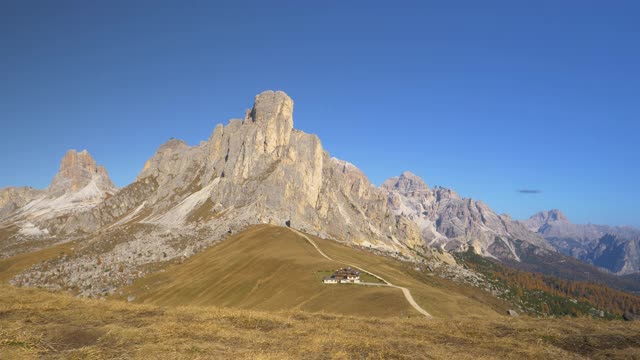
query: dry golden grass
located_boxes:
[117,225,516,319]
[0,241,75,283]
[1,284,640,359]
[121,225,416,318]
[308,233,512,318]
[0,225,68,258]
[2,225,640,358]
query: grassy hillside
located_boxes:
[307,233,511,318]
[121,225,516,318]
[2,284,640,359]
[3,225,640,358]
[122,225,417,318]
[1,224,505,319]
[0,241,76,283]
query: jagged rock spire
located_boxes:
[48,149,116,196]
[246,90,294,154]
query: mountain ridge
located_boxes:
[522,210,640,275]
[1,90,564,297]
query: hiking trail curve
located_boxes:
[289,228,433,318]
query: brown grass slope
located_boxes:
[123,225,417,318]
[2,285,640,359]
[2,225,640,358]
[124,225,509,318]
[307,233,512,318]
[0,241,76,283]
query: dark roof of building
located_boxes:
[334,267,360,276]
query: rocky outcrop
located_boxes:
[524,210,604,243]
[48,150,116,196]
[4,91,554,259]
[3,90,561,295]
[523,210,640,274]
[0,187,43,220]
[128,91,423,251]
[0,150,117,246]
[382,172,554,260]
[525,209,569,227]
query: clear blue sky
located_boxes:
[1,1,638,227]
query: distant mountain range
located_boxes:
[522,210,640,275]
[0,90,637,298]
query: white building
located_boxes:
[322,267,361,284]
[322,276,338,284]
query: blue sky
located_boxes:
[1,1,638,226]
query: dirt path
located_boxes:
[289,228,433,318]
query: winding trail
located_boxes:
[289,228,433,318]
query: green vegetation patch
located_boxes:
[455,248,638,319]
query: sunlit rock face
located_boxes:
[1,90,563,296]
[3,90,555,262]
[48,149,116,196]
[121,90,552,260]
[132,90,423,251]
[0,149,118,258]
[382,171,554,261]
[0,149,116,224]
[0,186,43,220]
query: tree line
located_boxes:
[458,249,640,317]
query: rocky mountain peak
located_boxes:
[244,90,294,154]
[524,209,570,232]
[1,89,567,296]
[522,209,640,275]
[61,149,94,169]
[48,149,116,196]
[248,90,293,125]
[544,209,568,222]
[382,171,430,194]
[158,138,189,152]
[380,170,552,259]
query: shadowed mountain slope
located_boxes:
[523,210,640,275]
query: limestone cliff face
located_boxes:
[3,90,557,269]
[130,91,422,251]
[0,187,43,220]
[382,172,447,248]
[2,90,564,295]
[382,172,554,260]
[125,90,552,257]
[0,150,117,241]
[48,150,116,197]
